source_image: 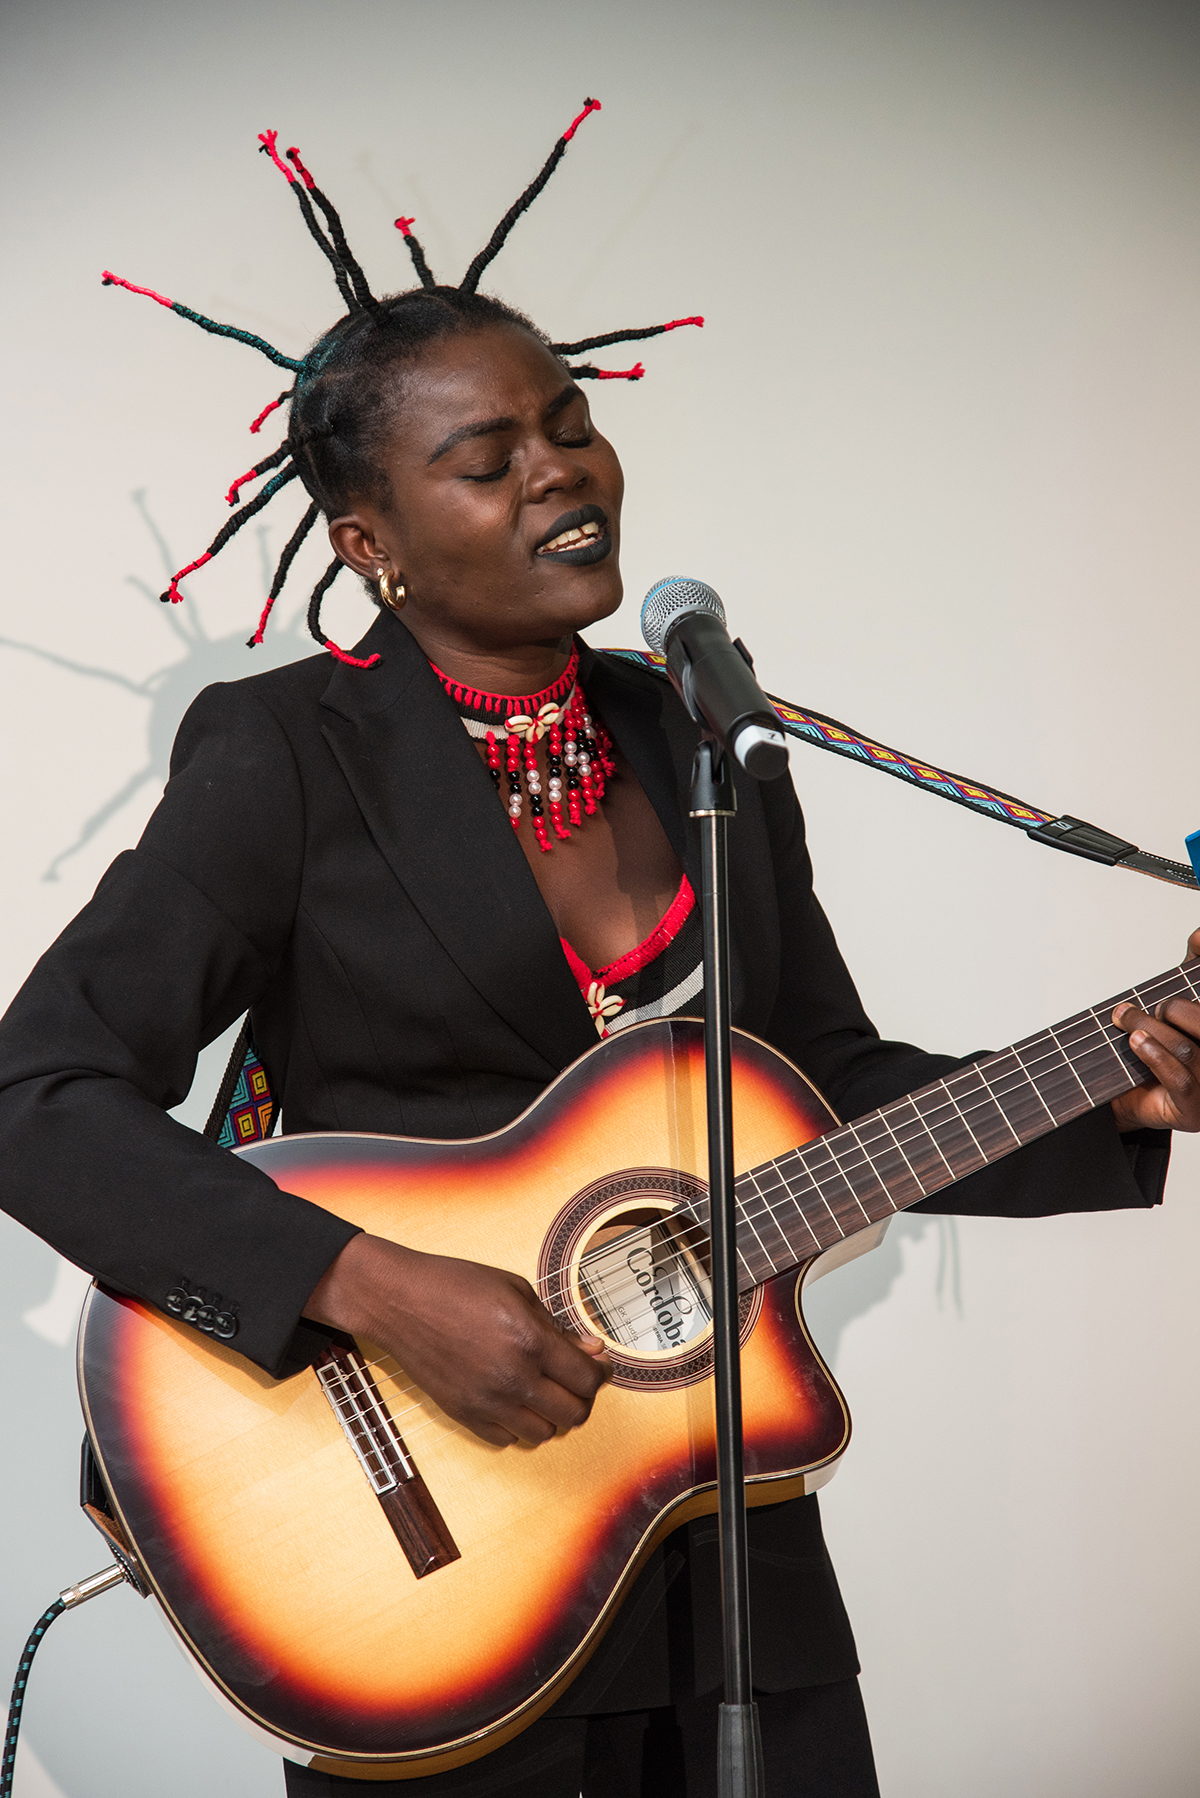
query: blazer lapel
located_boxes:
[319,611,597,1074]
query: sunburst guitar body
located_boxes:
[77,1017,876,1779]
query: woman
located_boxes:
[3,136,1200,1798]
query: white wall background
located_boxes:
[3,2,1200,1793]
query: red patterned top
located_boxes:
[560,875,702,1037]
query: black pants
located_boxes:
[284,1679,880,1797]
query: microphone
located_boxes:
[640,578,790,780]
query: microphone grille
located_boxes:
[640,577,726,654]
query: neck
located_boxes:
[402,621,575,699]
[676,958,1197,1293]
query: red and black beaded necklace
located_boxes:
[430,649,617,853]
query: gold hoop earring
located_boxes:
[378,570,406,612]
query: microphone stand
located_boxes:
[690,736,765,1798]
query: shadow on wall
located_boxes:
[5,492,317,1350]
[0,492,320,881]
[803,1212,962,1369]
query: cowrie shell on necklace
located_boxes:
[505,701,564,743]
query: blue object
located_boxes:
[1186,830,1200,886]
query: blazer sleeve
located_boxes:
[0,682,360,1375]
[756,768,1169,1218]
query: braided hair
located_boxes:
[103,100,703,667]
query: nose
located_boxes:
[525,437,589,504]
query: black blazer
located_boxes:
[0,606,1168,1701]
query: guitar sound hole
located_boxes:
[540,1169,760,1391]
[576,1206,713,1355]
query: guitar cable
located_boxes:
[1,1565,128,1798]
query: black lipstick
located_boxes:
[534,504,611,566]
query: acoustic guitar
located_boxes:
[76,959,1193,1780]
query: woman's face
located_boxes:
[328,323,625,661]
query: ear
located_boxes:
[327,511,392,579]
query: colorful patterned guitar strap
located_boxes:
[204,1017,276,1149]
[608,649,1200,890]
[205,651,1200,1147]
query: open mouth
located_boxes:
[535,505,612,567]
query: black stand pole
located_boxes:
[690,738,765,1798]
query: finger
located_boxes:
[545,1310,612,1368]
[1114,1002,1198,1071]
[520,1373,601,1434]
[1129,1032,1197,1094]
[1117,1034,1199,1125]
[539,1327,612,1401]
[501,1404,559,1447]
[1187,927,1200,962]
[453,1379,555,1447]
[460,1416,520,1450]
[516,1283,606,1359]
[566,1326,614,1368]
[1152,995,1200,1040]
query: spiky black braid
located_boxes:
[104,100,702,666]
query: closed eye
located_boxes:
[464,461,512,483]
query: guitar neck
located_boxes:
[710,959,1199,1290]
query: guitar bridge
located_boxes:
[316,1343,460,1579]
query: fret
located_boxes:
[733,1231,767,1287]
[1054,1003,1116,1054]
[841,1107,929,1210]
[691,1209,760,1289]
[733,1154,827,1273]
[872,1095,953,1188]
[962,1047,1042,1147]
[933,1082,990,1169]
[740,1155,803,1236]
[731,1169,777,1275]
[680,1190,766,1289]
[769,1160,837,1253]
[949,1065,1021,1157]
[736,1163,799,1267]
[1003,1037,1067,1131]
[827,1144,875,1234]
[735,958,1198,1269]
[779,1137,858,1242]
[1132,970,1184,1011]
[802,1140,872,1239]
[771,1133,858,1229]
[963,1048,1015,1132]
[1035,1056,1097,1123]
[901,1089,965,1181]
[911,1074,991,1176]
[1078,1008,1135,1093]
[1128,967,1197,1029]
[1046,1024,1093,1108]
[1072,978,1185,1101]
[818,1129,882,1227]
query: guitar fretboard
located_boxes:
[678,960,1197,1290]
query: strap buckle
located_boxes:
[1025,815,1137,866]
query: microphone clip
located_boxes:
[688,736,738,819]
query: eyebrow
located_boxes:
[426,383,584,465]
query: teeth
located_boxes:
[540,520,603,553]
